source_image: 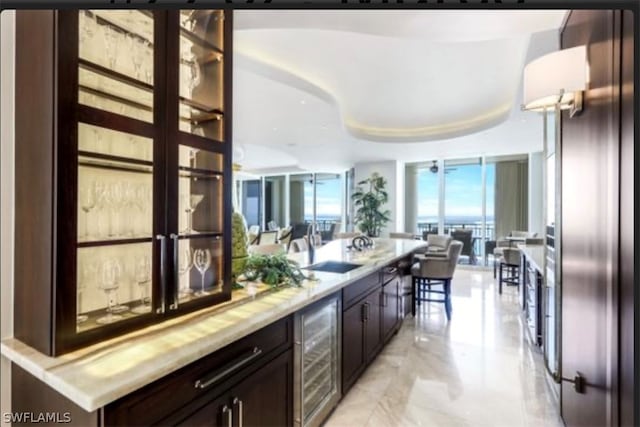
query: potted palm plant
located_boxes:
[351,172,391,237]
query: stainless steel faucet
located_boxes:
[306,222,316,264]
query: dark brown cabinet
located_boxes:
[341,272,383,393]
[104,316,292,427]
[14,9,233,356]
[174,350,292,427]
[381,277,401,343]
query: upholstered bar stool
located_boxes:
[498,247,521,294]
[411,241,463,320]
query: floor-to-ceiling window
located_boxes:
[444,158,483,259]
[264,175,286,229]
[289,173,314,228]
[414,162,440,235]
[315,173,343,236]
[240,179,262,228]
[407,155,522,265]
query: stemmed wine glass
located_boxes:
[185,52,201,100]
[79,182,97,240]
[79,11,96,48]
[193,248,211,296]
[183,194,204,234]
[77,260,96,324]
[181,11,196,32]
[107,182,124,237]
[96,258,123,324]
[103,25,120,70]
[131,254,152,314]
[129,34,144,81]
[178,247,193,300]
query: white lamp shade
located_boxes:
[523,45,587,111]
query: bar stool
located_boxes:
[498,248,521,294]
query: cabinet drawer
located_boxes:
[381,265,399,285]
[104,316,292,426]
[343,272,381,309]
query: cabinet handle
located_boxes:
[156,234,167,314]
[194,347,263,390]
[221,405,232,427]
[361,303,367,322]
[169,233,179,310]
[233,397,244,427]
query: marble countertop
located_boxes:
[1,238,426,412]
[517,243,546,273]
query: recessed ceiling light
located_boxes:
[272,127,278,131]
[300,100,306,105]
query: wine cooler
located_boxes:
[293,293,342,427]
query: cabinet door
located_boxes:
[69,10,164,351]
[364,289,382,362]
[174,395,231,427]
[230,350,293,427]
[165,10,232,313]
[381,278,400,343]
[342,302,365,392]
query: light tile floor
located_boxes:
[325,267,564,427]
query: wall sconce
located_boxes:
[522,45,588,117]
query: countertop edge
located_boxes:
[1,239,426,412]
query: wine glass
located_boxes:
[185,52,201,100]
[103,25,120,70]
[183,193,204,234]
[77,260,96,324]
[181,12,196,32]
[178,247,193,300]
[143,42,153,85]
[107,182,124,237]
[131,254,152,314]
[79,182,97,240]
[129,35,144,81]
[193,248,211,296]
[79,11,96,49]
[96,258,123,324]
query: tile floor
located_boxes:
[325,267,564,427]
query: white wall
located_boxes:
[528,151,544,237]
[1,10,15,424]
[353,160,402,237]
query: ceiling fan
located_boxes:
[429,160,456,174]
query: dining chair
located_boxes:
[389,232,414,239]
[289,238,308,253]
[411,240,463,320]
[335,232,361,239]
[258,230,278,245]
[450,228,476,264]
[248,243,286,256]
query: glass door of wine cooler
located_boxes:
[75,10,159,332]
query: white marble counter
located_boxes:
[1,238,426,412]
[517,243,546,272]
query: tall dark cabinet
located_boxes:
[14,9,233,356]
[560,9,635,427]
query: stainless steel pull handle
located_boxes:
[156,234,166,314]
[194,347,263,390]
[361,303,367,322]
[233,397,244,427]
[169,233,179,310]
[222,405,232,427]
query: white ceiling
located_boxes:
[232,11,567,173]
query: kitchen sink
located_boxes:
[303,261,362,274]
